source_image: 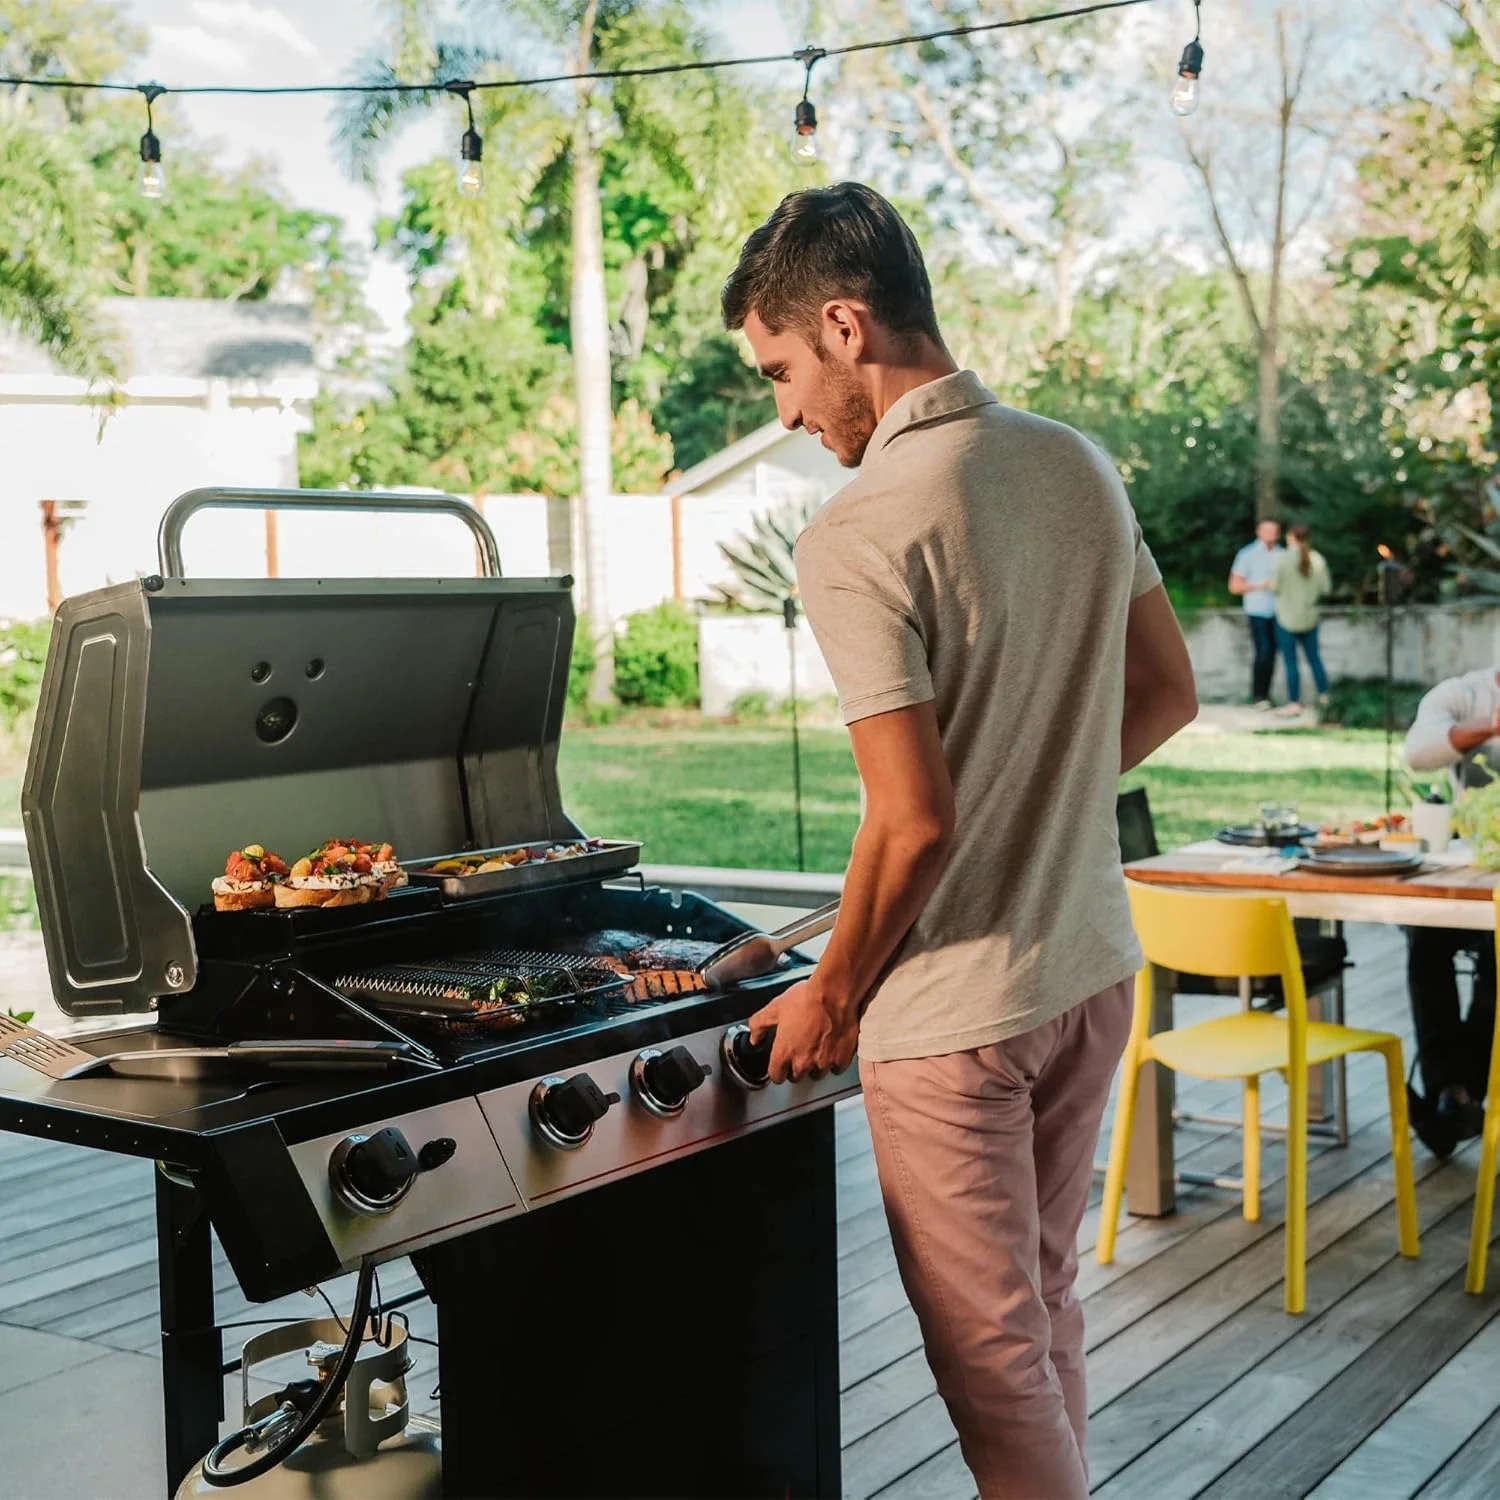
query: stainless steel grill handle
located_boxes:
[156,486,503,579]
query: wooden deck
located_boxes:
[2,922,1499,1497]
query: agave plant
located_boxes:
[713,494,823,612]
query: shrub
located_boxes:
[0,620,49,735]
[1319,677,1426,731]
[568,616,596,710]
[613,603,699,708]
[730,691,774,721]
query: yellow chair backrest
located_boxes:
[1126,882,1307,1016]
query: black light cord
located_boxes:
[201,1260,376,1488]
[0,0,1158,102]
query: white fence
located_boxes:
[699,603,1500,719]
[697,617,837,717]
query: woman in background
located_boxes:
[1273,523,1332,716]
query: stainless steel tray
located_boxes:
[405,839,642,899]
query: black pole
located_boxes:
[784,594,806,873]
[1380,559,1396,816]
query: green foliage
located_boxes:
[729,691,773,721]
[1456,759,1500,868]
[714,494,821,612]
[0,620,50,735]
[1317,678,1427,732]
[568,616,596,711]
[613,602,699,708]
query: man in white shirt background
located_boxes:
[1229,519,1283,709]
[1403,665,1500,1155]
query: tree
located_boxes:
[335,0,782,697]
[1177,8,1328,522]
[0,0,142,377]
[831,0,1139,341]
[1343,7,1500,593]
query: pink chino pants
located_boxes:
[859,980,1133,1500]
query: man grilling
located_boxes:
[723,183,1198,1500]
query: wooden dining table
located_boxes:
[1121,839,1500,1217]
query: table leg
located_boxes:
[156,1169,222,1498]
[1126,965,1177,1216]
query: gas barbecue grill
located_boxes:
[8,489,854,1498]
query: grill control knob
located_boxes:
[530,1073,620,1150]
[721,1023,776,1091]
[630,1045,711,1118]
[329,1127,420,1215]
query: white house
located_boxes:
[0,298,317,619]
[669,421,850,603]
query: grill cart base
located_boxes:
[423,1110,841,1499]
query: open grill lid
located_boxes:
[22,488,580,1016]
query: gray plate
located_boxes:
[1295,847,1425,877]
[406,840,642,899]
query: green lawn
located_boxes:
[0,721,1394,872]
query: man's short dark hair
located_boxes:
[721,182,942,350]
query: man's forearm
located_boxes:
[814,815,953,1016]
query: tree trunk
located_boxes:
[570,3,615,704]
[1255,332,1280,520]
[1054,217,1076,342]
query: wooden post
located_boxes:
[263,510,280,579]
[670,492,684,602]
[39,501,61,613]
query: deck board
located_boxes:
[2,921,1496,1499]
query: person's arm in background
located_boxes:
[1122,584,1199,774]
[1315,553,1332,600]
[750,703,954,1083]
[1406,677,1497,768]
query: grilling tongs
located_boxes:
[698,899,840,990]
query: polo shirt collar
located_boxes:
[864,369,996,464]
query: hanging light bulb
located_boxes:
[137,84,166,200]
[1171,1,1204,116]
[790,47,826,167]
[791,99,819,164]
[447,82,483,197]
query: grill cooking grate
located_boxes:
[333,948,628,1024]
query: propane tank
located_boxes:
[175,1315,441,1499]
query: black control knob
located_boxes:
[631,1045,711,1117]
[721,1022,775,1091]
[330,1127,419,1214]
[530,1073,620,1149]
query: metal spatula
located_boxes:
[0,1014,98,1080]
[698,899,840,990]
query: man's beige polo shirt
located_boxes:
[794,370,1160,1062]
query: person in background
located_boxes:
[1402,667,1500,1156]
[1229,518,1283,709]
[722,182,1198,1500]
[1272,523,1332,717]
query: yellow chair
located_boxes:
[1098,882,1419,1314]
[1464,893,1500,1294]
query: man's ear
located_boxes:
[819,299,869,362]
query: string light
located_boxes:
[1171,0,1204,117]
[447,81,483,197]
[137,84,165,200]
[790,47,825,166]
[0,0,1178,191]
